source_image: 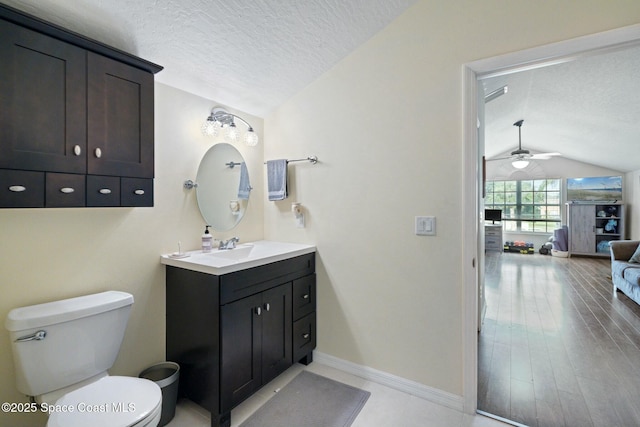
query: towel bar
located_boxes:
[263,156,318,165]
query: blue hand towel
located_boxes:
[237,162,251,200]
[267,159,288,201]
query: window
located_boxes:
[485,179,561,233]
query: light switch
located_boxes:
[415,216,436,236]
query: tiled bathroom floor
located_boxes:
[166,362,511,427]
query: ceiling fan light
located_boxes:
[512,159,529,169]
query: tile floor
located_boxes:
[166,362,512,427]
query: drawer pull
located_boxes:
[8,185,26,192]
[302,294,309,299]
[73,145,82,156]
[255,307,262,316]
[134,189,145,195]
[60,187,75,194]
[264,303,270,312]
[95,148,102,158]
[99,189,112,195]
[302,333,310,339]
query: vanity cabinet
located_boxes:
[0,5,161,208]
[220,283,292,412]
[166,252,316,427]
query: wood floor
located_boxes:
[478,252,640,427]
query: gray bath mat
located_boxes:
[239,371,370,427]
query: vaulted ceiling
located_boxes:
[3,0,638,172]
[483,44,640,173]
[1,0,418,117]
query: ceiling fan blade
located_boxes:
[486,156,514,162]
[530,152,561,160]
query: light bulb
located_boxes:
[244,129,259,146]
[225,122,240,143]
[512,159,529,169]
[201,119,219,137]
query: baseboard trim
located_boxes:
[313,352,464,412]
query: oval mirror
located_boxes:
[196,143,249,231]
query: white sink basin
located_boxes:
[161,240,316,275]
[208,243,254,260]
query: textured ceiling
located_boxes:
[3,0,637,172]
[1,0,419,117]
[484,44,640,173]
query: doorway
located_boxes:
[462,23,640,420]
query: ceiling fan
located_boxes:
[488,119,561,169]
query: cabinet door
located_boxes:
[261,283,292,385]
[87,52,154,178]
[570,205,595,253]
[0,20,86,174]
[220,293,262,413]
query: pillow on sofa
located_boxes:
[630,245,640,263]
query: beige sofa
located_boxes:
[610,240,640,305]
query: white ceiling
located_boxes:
[3,0,638,172]
[483,44,640,173]
[1,0,418,117]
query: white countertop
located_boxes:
[160,240,316,275]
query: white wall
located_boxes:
[0,83,264,427]
[263,0,640,397]
[626,169,640,239]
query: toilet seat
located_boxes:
[46,376,162,427]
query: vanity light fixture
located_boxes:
[202,107,259,146]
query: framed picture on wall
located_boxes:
[566,176,622,202]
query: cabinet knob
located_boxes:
[73,145,82,156]
[302,333,310,340]
[8,185,26,192]
[99,188,112,195]
[60,187,75,194]
[134,189,145,195]
[94,147,102,158]
[255,307,262,316]
[302,294,309,299]
[264,303,270,312]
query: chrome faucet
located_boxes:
[219,237,239,250]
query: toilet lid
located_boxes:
[47,376,161,427]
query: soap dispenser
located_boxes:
[202,225,213,253]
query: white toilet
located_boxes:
[5,291,162,427]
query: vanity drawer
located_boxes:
[220,253,315,305]
[292,274,315,321]
[0,169,44,208]
[46,173,85,207]
[293,312,316,363]
[87,175,120,207]
[121,177,153,207]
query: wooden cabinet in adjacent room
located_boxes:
[568,203,625,257]
[0,4,162,208]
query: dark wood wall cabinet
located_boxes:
[0,4,162,208]
[166,253,317,427]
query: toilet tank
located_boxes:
[5,291,134,397]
